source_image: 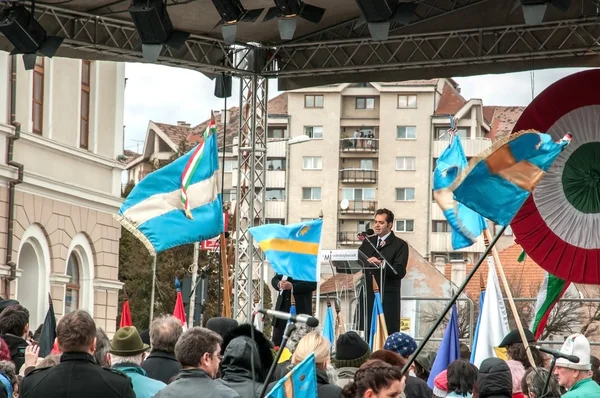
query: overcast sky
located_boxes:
[123,64,590,153]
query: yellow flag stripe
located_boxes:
[284,377,294,397]
[258,239,320,255]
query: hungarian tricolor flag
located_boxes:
[119,288,133,328]
[524,251,570,339]
[173,277,187,329]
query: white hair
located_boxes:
[110,353,144,366]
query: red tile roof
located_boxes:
[123,149,141,164]
[319,273,363,295]
[435,82,467,115]
[152,122,193,148]
[380,79,440,86]
[485,106,526,141]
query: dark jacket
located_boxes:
[477,358,513,398]
[405,375,433,398]
[155,368,240,398]
[1,334,27,371]
[20,352,136,398]
[142,350,181,384]
[216,324,275,398]
[271,275,316,329]
[266,368,342,398]
[358,232,409,335]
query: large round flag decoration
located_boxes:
[510,70,600,284]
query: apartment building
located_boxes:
[0,53,125,333]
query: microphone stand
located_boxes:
[360,234,397,301]
[541,355,557,398]
[259,321,297,398]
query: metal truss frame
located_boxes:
[262,17,600,77]
[233,60,268,324]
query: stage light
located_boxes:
[263,0,326,41]
[353,0,416,41]
[128,0,190,62]
[211,0,264,45]
[519,0,571,25]
[0,5,64,70]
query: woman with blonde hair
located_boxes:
[266,331,342,397]
[342,360,405,398]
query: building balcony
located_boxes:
[340,169,377,183]
[339,200,377,215]
[340,138,378,153]
[337,231,362,245]
[265,200,286,219]
[231,169,263,188]
[429,232,486,253]
[432,137,492,158]
[267,140,286,158]
[265,170,285,188]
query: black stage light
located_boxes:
[263,0,326,41]
[212,0,264,45]
[0,5,64,70]
[129,0,190,62]
[354,0,417,41]
[518,0,570,25]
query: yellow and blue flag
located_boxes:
[369,277,388,351]
[267,352,317,398]
[249,219,323,282]
[322,300,335,348]
[433,132,487,250]
[451,131,571,226]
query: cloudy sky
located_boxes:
[123,64,590,153]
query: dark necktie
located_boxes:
[377,238,383,248]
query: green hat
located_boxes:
[110,326,149,356]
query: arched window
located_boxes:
[65,253,80,313]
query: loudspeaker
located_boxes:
[0,6,47,54]
[214,74,233,98]
[211,0,245,22]
[354,0,397,22]
[129,0,173,44]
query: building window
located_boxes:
[222,189,237,202]
[494,224,513,236]
[223,159,236,172]
[396,188,415,201]
[397,126,416,139]
[268,128,286,139]
[303,156,322,170]
[358,220,369,233]
[396,219,415,232]
[301,217,314,222]
[304,95,324,108]
[398,95,417,108]
[396,157,416,171]
[266,188,286,200]
[304,126,323,139]
[432,220,450,233]
[360,159,373,170]
[435,127,469,140]
[302,187,321,200]
[342,188,375,200]
[266,218,285,225]
[65,253,80,314]
[356,97,375,109]
[449,252,465,261]
[32,57,45,135]
[80,60,91,149]
[267,158,286,171]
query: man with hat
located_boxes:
[110,326,166,398]
[553,333,600,397]
[333,331,372,388]
[498,329,545,369]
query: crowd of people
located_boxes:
[0,300,599,398]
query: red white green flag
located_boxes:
[524,251,570,339]
[181,114,217,219]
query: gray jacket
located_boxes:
[154,369,240,398]
[335,367,358,388]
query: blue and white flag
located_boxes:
[115,129,223,255]
[322,301,335,348]
[267,353,317,398]
[428,305,460,388]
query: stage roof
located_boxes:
[1,0,599,89]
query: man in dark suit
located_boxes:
[358,208,409,336]
[20,310,135,398]
[270,275,317,346]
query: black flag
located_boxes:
[38,294,57,357]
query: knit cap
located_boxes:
[383,332,417,357]
[334,331,371,368]
[434,369,449,397]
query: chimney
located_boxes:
[177,121,191,128]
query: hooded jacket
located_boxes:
[216,324,274,398]
[477,358,513,398]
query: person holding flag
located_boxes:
[270,275,316,346]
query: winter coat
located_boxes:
[216,324,275,398]
[335,367,358,388]
[477,358,513,398]
[154,369,240,398]
[405,375,433,398]
[563,378,600,398]
[1,334,27,371]
[141,350,181,384]
[112,364,166,398]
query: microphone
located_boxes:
[535,346,580,363]
[258,309,319,328]
[357,229,375,238]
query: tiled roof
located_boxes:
[435,82,467,115]
[187,93,289,149]
[152,122,193,148]
[483,106,496,124]
[123,149,141,164]
[379,79,440,86]
[486,106,526,141]
[446,243,546,302]
[319,273,363,295]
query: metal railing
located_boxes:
[337,231,362,243]
[340,169,378,183]
[340,138,379,152]
[339,200,377,214]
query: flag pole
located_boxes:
[188,242,200,328]
[482,228,536,368]
[149,255,157,327]
[401,226,507,375]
